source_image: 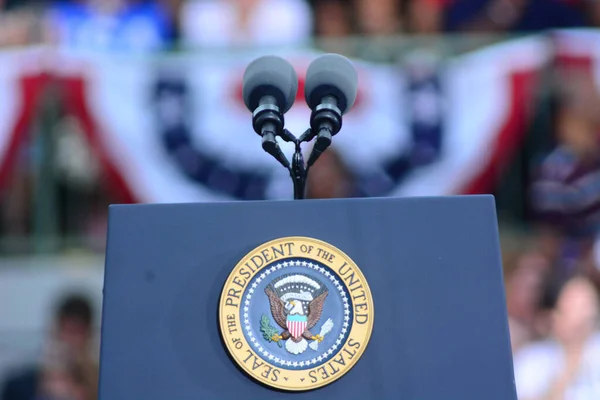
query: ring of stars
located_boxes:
[243,260,351,368]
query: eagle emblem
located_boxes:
[264,273,333,355]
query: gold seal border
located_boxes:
[219,236,374,391]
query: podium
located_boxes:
[99,196,517,399]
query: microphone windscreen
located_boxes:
[305,54,358,114]
[243,56,298,113]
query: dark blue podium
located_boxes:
[99,196,516,399]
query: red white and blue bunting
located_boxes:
[1,31,598,203]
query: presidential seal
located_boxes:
[219,237,374,391]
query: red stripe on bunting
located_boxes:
[461,70,538,195]
[60,76,138,204]
[0,74,46,190]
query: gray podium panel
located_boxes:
[99,196,516,399]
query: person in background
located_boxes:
[1,294,97,400]
[0,0,46,47]
[44,0,174,52]
[530,70,600,282]
[180,0,313,48]
[504,248,551,352]
[309,0,350,38]
[305,148,358,199]
[307,0,352,54]
[353,0,402,36]
[513,276,600,400]
[34,346,98,400]
[407,0,443,33]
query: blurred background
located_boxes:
[1,0,600,399]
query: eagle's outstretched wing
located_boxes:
[307,291,328,330]
[264,287,287,329]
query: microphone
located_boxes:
[303,54,358,167]
[242,55,298,168]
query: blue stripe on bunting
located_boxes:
[153,72,270,200]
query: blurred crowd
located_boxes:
[2,0,600,50]
[0,1,600,400]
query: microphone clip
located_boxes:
[305,96,343,168]
[252,102,291,169]
[310,101,342,136]
[252,102,283,137]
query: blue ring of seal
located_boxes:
[241,257,353,370]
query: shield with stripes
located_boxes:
[287,314,308,339]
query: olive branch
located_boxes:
[260,314,282,348]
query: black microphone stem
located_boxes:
[291,140,307,199]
